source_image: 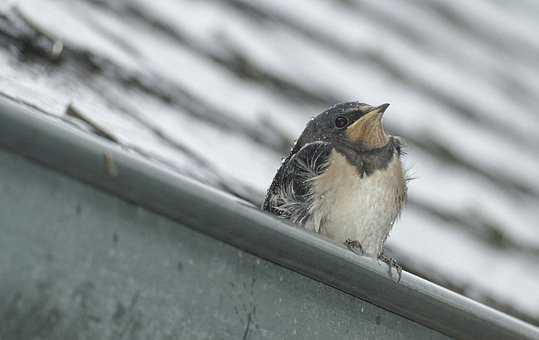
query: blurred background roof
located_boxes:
[1,0,538,326]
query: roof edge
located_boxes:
[0,97,537,340]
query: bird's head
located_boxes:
[298,102,391,151]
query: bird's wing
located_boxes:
[263,141,333,225]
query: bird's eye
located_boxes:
[334,116,348,129]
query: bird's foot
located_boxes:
[344,239,364,256]
[378,253,402,283]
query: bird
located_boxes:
[263,101,407,263]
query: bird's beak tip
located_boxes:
[375,103,390,115]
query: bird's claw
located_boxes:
[344,239,364,255]
[378,253,402,283]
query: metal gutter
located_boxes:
[0,96,537,340]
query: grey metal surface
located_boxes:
[0,97,537,340]
[0,148,448,340]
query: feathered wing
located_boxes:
[263,142,333,225]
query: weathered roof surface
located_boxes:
[1,0,538,325]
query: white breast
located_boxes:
[305,150,406,257]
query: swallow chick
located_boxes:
[263,102,407,267]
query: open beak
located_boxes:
[346,103,390,148]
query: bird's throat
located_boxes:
[334,138,397,177]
